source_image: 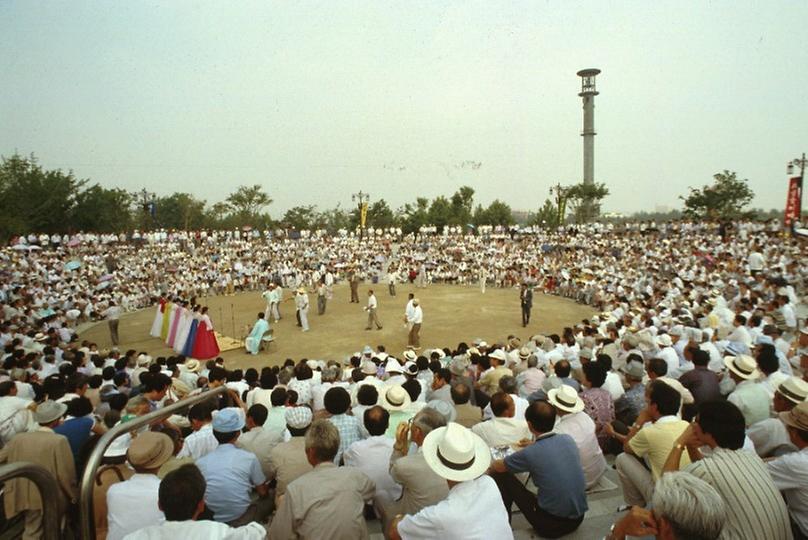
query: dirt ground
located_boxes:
[80,283,594,371]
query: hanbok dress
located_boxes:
[191,314,220,359]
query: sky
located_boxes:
[2,1,807,217]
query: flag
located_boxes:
[784,177,802,227]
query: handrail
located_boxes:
[0,462,62,540]
[79,386,228,540]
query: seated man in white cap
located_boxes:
[477,350,512,397]
[124,464,266,540]
[269,420,375,540]
[267,406,314,507]
[767,401,808,539]
[0,400,76,540]
[749,377,808,458]
[725,354,770,426]
[489,400,588,538]
[195,408,270,525]
[107,432,174,539]
[548,384,607,489]
[388,422,512,540]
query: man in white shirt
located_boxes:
[176,402,218,460]
[102,300,123,347]
[766,402,808,538]
[343,405,401,502]
[407,299,423,349]
[364,290,383,331]
[0,381,35,445]
[123,463,265,540]
[237,404,284,478]
[473,393,531,448]
[107,432,174,540]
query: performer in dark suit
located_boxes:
[520,282,533,327]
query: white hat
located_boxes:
[361,361,378,376]
[547,384,584,414]
[655,334,673,348]
[723,355,759,380]
[422,422,491,482]
[777,377,808,405]
[402,350,418,362]
[380,385,412,411]
[489,349,507,362]
[385,358,404,374]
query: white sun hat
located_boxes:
[422,422,491,482]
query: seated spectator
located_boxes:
[664,400,792,539]
[374,408,449,532]
[237,403,283,478]
[749,377,808,457]
[767,401,808,539]
[269,420,375,539]
[758,344,789,400]
[107,432,173,540]
[490,401,588,538]
[325,386,364,463]
[598,354,625,402]
[548,384,607,489]
[343,405,401,502]
[176,401,217,460]
[195,409,270,525]
[516,352,545,398]
[580,362,615,450]
[353,384,379,425]
[614,360,645,427]
[381,385,417,438]
[56,396,105,467]
[451,383,482,429]
[482,376,528,421]
[724,354,771,427]
[123,464,265,539]
[391,422,512,540]
[426,368,453,404]
[472,392,531,448]
[606,471,727,540]
[646,358,694,407]
[611,380,689,508]
[678,348,721,410]
[267,406,314,507]
[552,359,580,392]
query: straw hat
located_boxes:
[547,384,584,414]
[127,432,174,470]
[777,377,808,405]
[422,422,491,482]
[380,385,412,411]
[723,355,759,380]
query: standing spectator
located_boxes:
[364,290,383,330]
[102,301,122,346]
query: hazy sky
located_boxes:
[2,1,807,216]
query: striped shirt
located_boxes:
[685,448,792,540]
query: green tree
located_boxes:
[225,184,273,226]
[0,153,86,239]
[320,205,350,233]
[156,193,207,230]
[565,182,610,223]
[449,185,475,225]
[681,170,755,220]
[72,186,134,232]
[483,199,515,226]
[531,198,560,229]
[399,197,430,234]
[428,196,453,229]
[282,205,326,230]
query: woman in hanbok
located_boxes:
[181,306,201,358]
[159,299,173,341]
[172,303,193,353]
[149,295,166,338]
[167,301,185,348]
[191,306,220,359]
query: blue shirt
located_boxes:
[54,416,94,465]
[504,432,588,519]
[196,443,266,522]
[328,414,364,464]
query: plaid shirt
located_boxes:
[328,413,365,464]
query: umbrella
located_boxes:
[64,261,81,271]
[11,245,28,251]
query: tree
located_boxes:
[483,199,515,226]
[156,193,207,230]
[428,196,453,229]
[400,197,430,234]
[225,184,273,225]
[0,153,86,239]
[449,185,475,226]
[282,205,326,230]
[681,170,755,220]
[531,198,560,229]
[565,182,610,223]
[72,186,134,232]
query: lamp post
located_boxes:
[787,153,806,229]
[352,191,370,240]
[133,188,156,230]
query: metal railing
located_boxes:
[0,462,62,540]
[79,386,227,540]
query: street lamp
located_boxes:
[133,188,157,229]
[352,191,370,240]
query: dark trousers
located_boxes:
[317,296,326,315]
[408,323,421,348]
[108,319,119,346]
[492,472,583,539]
[296,310,301,326]
[521,305,531,326]
[350,282,359,302]
[388,283,396,296]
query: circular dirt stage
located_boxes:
[81,283,595,371]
